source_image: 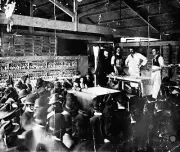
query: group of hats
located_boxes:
[0,98,20,134]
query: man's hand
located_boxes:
[138,64,142,69]
[114,68,118,75]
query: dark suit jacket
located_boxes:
[90,115,104,148]
[23,125,69,152]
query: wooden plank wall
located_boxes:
[1,34,56,56]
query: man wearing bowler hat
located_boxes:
[90,97,105,150]
[0,100,20,150]
[20,93,38,131]
[19,107,49,152]
[18,89,29,104]
[61,93,79,148]
[47,113,69,151]
[47,93,63,114]
[73,109,92,142]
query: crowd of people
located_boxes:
[0,73,134,152]
[0,45,179,152]
[0,71,179,152]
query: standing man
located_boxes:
[151,48,169,100]
[111,46,124,75]
[96,48,113,87]
[125,48,147,77]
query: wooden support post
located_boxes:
[29,0,34,33]
[73,0,78,31]
[168,44,173,78]
[49,0,75,21]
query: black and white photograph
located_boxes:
[0,0,180,151]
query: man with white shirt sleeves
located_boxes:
[125,48,147,77]
[151,48,167,100]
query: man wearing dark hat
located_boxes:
[18,89,29,104]
[61,93,79,148]
[73,109,92,142]
[103,100,131,142]
[90,97,105,149]
[21,75,32,93]
[35,77,44,90]
[15,75,32,94]
[46,93,63,125]
[0,87,19,104]
[0,119,20,150]
[53,81,62,92]
[0,98,21,150]
[96,48,113,87]
[19,107,50,152]
[62,93,79,116]
[47,93,63,114]
[34,95,49,109]
[46,113,69,152]
[33,84,51,110]
[5,76,14,88]
[20,93,38,131]
[111,46,124,75]
[72,78,81,91]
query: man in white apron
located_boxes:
[151,49,166,100]
[125,48,147,77]
[125,48,147,88]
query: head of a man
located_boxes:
[115,46,122,55]
[26,104,34,112]
[103,50,109,59]
[152,48,159,56]
[129,48,135,55]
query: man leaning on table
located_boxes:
[125,48,148,77]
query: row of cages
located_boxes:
[0,69,77,83]
[0,60,78,71]
[0,56,84,84]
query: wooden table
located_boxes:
[107,75,152,97]
[68,87,120,111]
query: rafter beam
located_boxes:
[36,2,51,9]
[123,0,159,33]
[49,0,75,20]
[78,3,106,18]
[0,13,121,35]
[97,11,179,25]
[12,29,111,41]
[79,0,122,18]
[137,0,174,8]
[80,6,128,18]
[79,0,107,9]
[49,12,65,19]
[98,17,139,25]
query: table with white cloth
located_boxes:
[68,87,120,111]
[107,75,152,97]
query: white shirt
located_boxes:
[125,53,147,76]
